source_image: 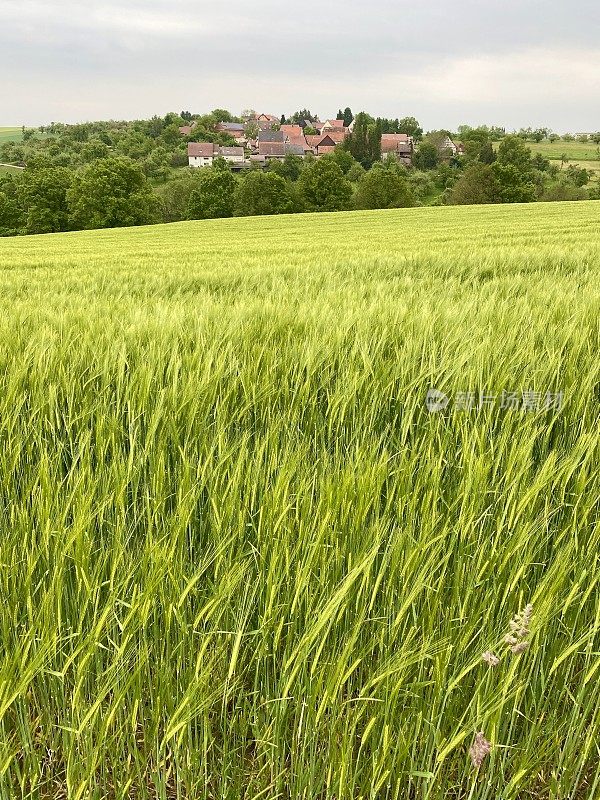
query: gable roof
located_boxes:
[323,119,346,129]
[280,124,304,138]
[258,129,285,143]
[258,141,286,156]
[217,122,245,132]
[381,134,413,154]
[285,143,306,156]
[288,135,311,151]
[188,142,214,157]
[218,146,245,157]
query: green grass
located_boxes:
[0,203,599,799]
[0,165,24,175]
[529,140,600,164]
[0,127,24,144]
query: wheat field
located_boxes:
[0,203,599,799]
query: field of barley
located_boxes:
[0,202,599,799]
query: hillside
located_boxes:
[0,203,599,798]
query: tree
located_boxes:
[187,159,236,219]
[496,135,533,172]
[492,164,536,203]
[244,120,259,141]
[268,153,304,182]
[297,158,352,212]
[345,112,381,168]
[413,142,439,170]
[68,157,160,230]
[337,107,353,127]
[21,167,73,233]
[354,163,415,210]
[0,175,25,235]
[479,141,496,164]
[156,171,199,223]
[448,164,502,205]
[397,116,423,140]
[234,171,294,217]
[329,146,359,175]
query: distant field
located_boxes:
[0,127,24,143]
[0,203,599,798]
[529,140,600,163]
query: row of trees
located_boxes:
[0,153,419,236]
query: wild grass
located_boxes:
[0,202,599,799]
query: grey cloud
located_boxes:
[1,0,599,129]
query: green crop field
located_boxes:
[0,203,599,799]
[0,127,24,144]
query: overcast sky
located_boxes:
[2,0,599,131]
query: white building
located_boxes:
[188,143,246,168]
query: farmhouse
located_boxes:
[215,122,246,144]
[381,133,413,165]
[188,143,245,167]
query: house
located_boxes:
[258,129,286,144]
[216,122,246,144]
[258,141,287,160]
[381,133,413,165]
[218,146,246,164]
[179,124,196,136]
[280,124,304,140]
[188,143,245,167]
[304,133,345,156]
[188,142,215,167]
[321,119,347,133]
[256,113,279,123]
[288,135,312,154]
[440,136,458,156]
[285,142,306,157]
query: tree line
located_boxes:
[1,110,598,237]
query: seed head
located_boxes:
[482,651,500,666]
[469,732,491,769]
[505,603,533,654]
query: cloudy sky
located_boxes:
[2,0,599,131]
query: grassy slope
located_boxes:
[0,126,23,144]
[0,204,599,798]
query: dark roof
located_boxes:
[218,122,245,132]
[285,143,306,156]
[258,130,285,143]
[218,146,245,157]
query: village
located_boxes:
[181,112,463,169]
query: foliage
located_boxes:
[67,157,160,230]
[449,163,502,205]
[234,171,294,216]
[297,157,352,212]
[344,112,382,169]
[187,159,237,220]
[413,141,439,170]
[21,167,73,234]
[354,163,415,209]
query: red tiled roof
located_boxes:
[188,142,215,157]
[381,134,413,153]
[323,130,348,142]
[280,125,304,138]
[289,136,310,150]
